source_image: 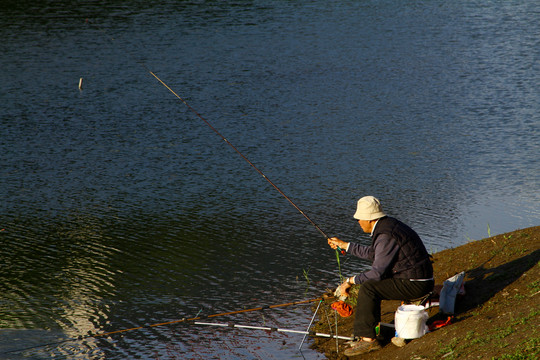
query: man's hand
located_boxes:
[328,237,348,251]
[334,280,352,299]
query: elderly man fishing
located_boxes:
[328,196,434,356]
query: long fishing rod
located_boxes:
[96,297,324,338]
[191,320,354,341]
[86,20,345,254]
[1,297,324,355]
[149,72,345,254]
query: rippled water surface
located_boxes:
[1,0,539,358]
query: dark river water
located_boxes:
[1,1,538,359]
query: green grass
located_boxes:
[527,279,540,294]
[492,336,540,359]
[448,308,539,358]
[302,267,310,286]
[436,337,459,358]
[464,330,475,340]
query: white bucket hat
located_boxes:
[353,196,386,220]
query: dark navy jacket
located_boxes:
[348,216,433,284]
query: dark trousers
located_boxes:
[354,278,434,339]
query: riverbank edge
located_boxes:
[310,225,540,360]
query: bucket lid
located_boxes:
[398,305,425,312]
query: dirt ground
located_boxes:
[310,226,540,359]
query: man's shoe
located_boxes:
[391,336,407,347]
[343,339,382,356]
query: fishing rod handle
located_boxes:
[327,235,346,255]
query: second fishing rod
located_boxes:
[89,20,345,256]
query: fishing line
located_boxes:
[85,19,346,256]
[1,297,324,355]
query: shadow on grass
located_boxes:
[456,248,540,313]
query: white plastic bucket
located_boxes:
[394,305,429,339]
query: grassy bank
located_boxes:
[311,226,540,359]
